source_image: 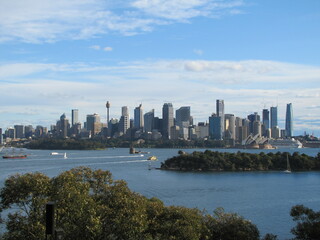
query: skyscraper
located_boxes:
[270,106,278,128]
[285,103,293,137]
[216,100,225,138]
[162,103,174,139]
[71,109,79,126]
[86,113,101,136]
[144,109,155,133]
[119,106,129,134]
[262,109,270,137]
[247,112,260,135]
[134,104,144,129]
[209,114,223,140]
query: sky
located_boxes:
[0,0,320,136]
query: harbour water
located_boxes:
[0,147,319,239]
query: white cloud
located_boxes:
[0,0,244,43]
[90,45,101,50]
[103,46,113,52]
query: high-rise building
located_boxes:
[225,114,235,140]
[134,104,144,129]
[209,114,223,140]
[176,106,191,128]
[216,100,225,138]
[262,109,270,137]
[270,106,278,128]
[119,106,130,135]
[247,112,260,134]
[285,103,293,137]
[86,113,101,136]
[71,109,79,126]
[14,125,25,139]
[58,113,69,138]
[144,109,155,133]
[162,103,174,139]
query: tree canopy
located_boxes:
[0,167,260,240]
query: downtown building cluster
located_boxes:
[0,100,294,145]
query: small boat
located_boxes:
[50,152,59,155]
[63,153,67,159]
[2,148,27,159]
[284,154,291,173]
[3,154,27,159]
[148,156,157,161]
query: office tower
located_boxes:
[14,125,25,139]
[235,117,242,142]
[59,113,69,138]
[24,125,34,138]
[247,112,260,135]
[262,109,270,137]
[119,106,130,134]
[262,109,269,129]
[285,103,293,137]
[162,103,174,139]
[176,106,191,128]
[134,104,144,129]
[144,109,155,133]
[216,100,225,137]
[209,114,223,140]
[71,109,79,126]
[270,106,278,128]
[224,114,235,140]
[86,113,101,136]
[253,121,262,137]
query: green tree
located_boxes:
[205,208,260,240]
[290,205,320,240]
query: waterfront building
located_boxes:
[209,114,223,140]
[253,121,262,137]
[71,109,79,126]
[144,109,155,133]
[134,104,144,129]
[216,100,225,137]
[14,125,25,139]
[285,103,293,137]
[162,103,174,139]
[271,126,280,139]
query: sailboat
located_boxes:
[284,154,291,173]
[63,153,67,159]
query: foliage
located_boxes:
[0,167,263,240]
[290,205,320,240]
[205,208,260,240]
[161,150,320,171]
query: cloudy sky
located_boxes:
[1,0,320,136]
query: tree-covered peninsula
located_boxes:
[161,150,320,171]
[25,138,107,150]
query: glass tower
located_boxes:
[285,103,293,137]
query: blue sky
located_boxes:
[1,0,320,136]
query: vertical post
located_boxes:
[46,202,55,238]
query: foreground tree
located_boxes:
[290,205,320,240]
[0,167,262,240]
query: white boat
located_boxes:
[50,152,59,155]
[284,154,291,173]
[269,138,302,149]
[63,153,67,159]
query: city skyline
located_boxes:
[0,1,320,136]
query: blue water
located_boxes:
[1,147,320,239]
